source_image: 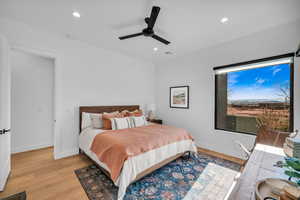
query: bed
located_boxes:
[78,105,197,200]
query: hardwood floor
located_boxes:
[197,147,246,166]
[0,147,92,200]
[0,146,244,200]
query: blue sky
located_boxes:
[228,63,290,101]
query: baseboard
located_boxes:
[12,143,53,154]
[197,146,245,166]
[0,159,10,191]
[54,149,79,160]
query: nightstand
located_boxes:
[148,119,163,124]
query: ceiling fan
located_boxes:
[118,6,170,45]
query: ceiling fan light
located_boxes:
[72,11,81,18]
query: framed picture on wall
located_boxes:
[170,86,189,109]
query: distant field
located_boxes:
[227,107,289,118]
[227,106,290,131]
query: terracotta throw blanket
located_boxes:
[90,124,193,181]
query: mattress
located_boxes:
[79,128,110,172]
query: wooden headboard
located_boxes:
[79,105,139,133]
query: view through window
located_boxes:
[215,55,294,135]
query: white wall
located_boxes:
[11,50,54,153]
[0,18,156,158]
[1,17,299,159]
[155,20,300,159]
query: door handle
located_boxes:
[0,129,10,135]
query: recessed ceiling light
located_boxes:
[221,17,229,24]
[153,47,158,51]
[72,11,81,18]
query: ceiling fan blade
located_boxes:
[147,6,160,29]
[119,32,143,40]
[152,34,170,45]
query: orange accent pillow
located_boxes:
[102,112,123,130]
[128,109,143,117]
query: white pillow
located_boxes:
[111,117,132,130]
[103,111,119,115]
[90,113,103,129]
[81,112,103,130]
[131,116,148,127]
[81,112,92,130]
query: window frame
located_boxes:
[214,53,295,136]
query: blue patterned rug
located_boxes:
[75,152,241,200]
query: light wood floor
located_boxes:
[0,147,244,200]
[0,147,92,200]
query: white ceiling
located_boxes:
[1,0,300,62]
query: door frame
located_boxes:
[0,34,11,191]
[11,45,60,159]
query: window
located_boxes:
[214,53,294,135]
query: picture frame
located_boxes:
[170,86,189,109]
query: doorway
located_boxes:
[11,50,55,155]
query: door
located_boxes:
[0,35,11,191]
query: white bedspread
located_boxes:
[79,126,197,200]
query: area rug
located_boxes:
[0,191,26,200]
[74,152,241,200]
